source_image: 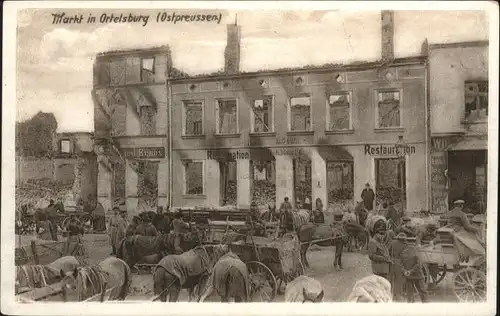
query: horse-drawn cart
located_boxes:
[418,227,486,302]
[227,233,305,302]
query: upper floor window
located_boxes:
[141,57,155,83]
[465,81,488,121]
[251,96,274,133]
[289,96,312,132]
[183,101,204,136]
[376,90,401,128]
[327,92,351,130]
[60,140,71,153]
[216,99,238,135]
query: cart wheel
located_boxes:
[423,264,447,288]
[453,267,486,302]
[247,261,277,302]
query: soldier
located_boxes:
[310,198,325,224]
[400,217,416,237]
[135,213,158,236]
[416,223,438,246]
[332,212,347,270]
[448,200,478,234]
[171,211,190,254]
[367,227,392,280]
[401,237,428,302]
[388,232,408,301]
[126,216,141,237]
[108,207,121,255]
[63,216,84,256]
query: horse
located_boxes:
[198,251,251,302]
[152,244,230,302]
[59,256,132,301]
[347,274,392,303]
[15,256,82,293]
[284,275,324,303]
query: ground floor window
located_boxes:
[137,161,159,208]
[220,161,237,206]
[250,160,276,206]
[327,161,354,204]
[375,158,406,207]
[183,161,204,195]
[112,161,126,204]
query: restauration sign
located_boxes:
[123,147,165,159]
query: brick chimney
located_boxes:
[381,10,394,61]
[224,16,241,74]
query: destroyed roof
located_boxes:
[96,45,171,57]
[169,56,427,81]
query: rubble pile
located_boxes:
[252,180,276,206]
[16,179,73,210]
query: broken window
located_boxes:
[216,99,238,134]
[328,93,351,130]
[60,140,71,153]
[375,158,406,205]
[377,90,401,128]
[289,96,311,132]
[251,96,273,133]
[465,81,488,121]
[137,161,158,208]
[140,106,156,135]
[184,161,204,195]
[184,101,203,136]
[327,162,354,203]
[141,57,155,83]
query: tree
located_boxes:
[16,111,58,158]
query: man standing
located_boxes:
[367,227,392,280]
[388,232,408,301]
[401,237,428,302]
[361,183,375,211]
[385,201,402,233]
[135,213,158,236]
[108,207,121,255]
[448,200,478,234]
[332,212,346,270]
[171,211,190,254]
[279,197,293,233]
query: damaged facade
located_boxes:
[427,41,489,214]
[92,46,171,216]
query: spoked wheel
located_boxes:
[423,264,447,289]
[452,267,486,302]
[247,261,277,302]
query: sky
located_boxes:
[16,8,488,132]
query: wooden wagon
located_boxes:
[418,227,486,302]
[227,233,305,302]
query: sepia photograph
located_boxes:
[2,1,498,315]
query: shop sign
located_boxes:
[207,150,249,160]
[123,147,165,159]
[364,144,416,156]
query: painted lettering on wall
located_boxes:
[271,147,308,156]
[207,150,249,160]
[123,147,165,159]
[431,152,448,214]
[364,144,416,156]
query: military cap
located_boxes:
[402,216,411,222]
[453,200,465,205]
[396,232,407,240]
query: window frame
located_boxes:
[288,94,313,132]
[326,91,353,131]
[140,56,156,83]
[215,98,239,135]
[374,157,407,193]
[60,139,72,154]
[375,88,403,129]
[464,80,488,121]
[182,100,205,136]
[250,95,275,134]
[182,160,205,196]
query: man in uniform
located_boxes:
[332,212,347,270]
[400,217,416,237]
[385,201,402,233]
[248,202,265,236]
[135,213,158,236]
[171,211,190,254]
[401,236,428,303]
[388,232,408,301]
[448,200,478,234]
[361,183,375,211]
[367,227,392,280]
[108,207,121,255]
[126,216,141,237]
[279,197,294,233]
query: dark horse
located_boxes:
[116,230,203,269]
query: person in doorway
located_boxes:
[135,213,157,236]
[388,232,408,301]
[401,237,428,303]
[361,183,375,211]
[171,211,190,254]
[367,227,392,280]
[332,212,346,270]
[108,207,121,255]
[310,198,325,224]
